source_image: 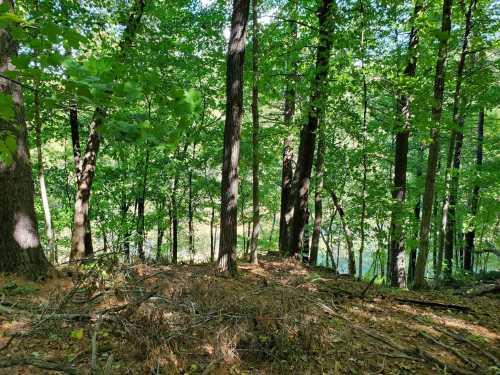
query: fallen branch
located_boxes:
[0,357,77,374]
[432,325,500,367]
[394,298,470,312]
[419,331,480,368]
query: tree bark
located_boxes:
[188,147,195,263]
[34,88,56,263]
[289,0,334,256]
[0,0,50,278]
[464,110,483,271]
[388,0,422,287]
[278,0,298,255]
[217,0,250,274]
[330,190,355,275]
[249,0,260,265]
[408,145,424,286]
[310,122,325,266]
[414,0,453,289]
[171,173,179,264]
[442,0,476,279]
[210,204,215,262]
[136,150,149,261]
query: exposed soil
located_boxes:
[1,256,499,374]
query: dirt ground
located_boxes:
[1,256,499,374]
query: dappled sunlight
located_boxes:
[13,212,40,250]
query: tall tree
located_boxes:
[414,0,453,289]
[0,0,49,278]
[249,0,260,265]
[464,109,483,271]
[279,0,298,254]
[310,121,325,266]
[217,0,250,274]
[34,87,56,263]
[70,0,146,260]
[289,0,334,256]
[387,0,422,288]
[442,0,476,278]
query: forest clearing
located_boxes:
[0,0,499,373]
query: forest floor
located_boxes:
[0,256,499,375]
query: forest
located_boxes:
[0,0,499,373]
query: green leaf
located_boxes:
[70,328,84,340]
[0,93,15,120]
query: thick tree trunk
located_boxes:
[249,0,260,265]
[188,160,194,264]
[310,122,325,266]
[414,0,453,289]
[278,0,298,255]
[0,0,50,278]
[34,89,57,263]
[289,0,334,256]
[330,190,355,275]
[217,0,250,274]
[464,110,483,271]
[387,0,421,287]
[442,0,476,279]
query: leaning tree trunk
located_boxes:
[414,0,453,289]
[387,0,422,288]
[330,190,355,275]
[310,121,325,266]
[249,0,260,265]
[278,0,298,255]
[442,0,476,279]
[70,0,146,261]
[289,0,334,256]
[217,0,250,274]
[464,110,483,271]
[0,0,50,278]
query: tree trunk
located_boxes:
[171,174,179,264]
[217,0,250,274]
[388,0,421,287]
[70,109,104,260]
[269,211,276,242]
[157,215,164,261]
[210,204,215,262]
[464,110,483,271]
[137,150,149,261]
[34,88,57,263]
[289,0,334,256]
[188,147,195,263]
[442,0,476,279]
[70,0,145,261]
[278,0,298,255]
[310,122,325,266]
[249,0,260,265]
[0,0,50,278]
[408,145,424,286]
[330,190,355,275]
[414,0,453,289]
